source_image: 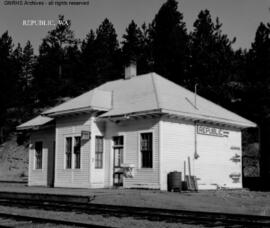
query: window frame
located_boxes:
[112,135,124,167]
[65,136,72,169]
[74,136,81,169]
[64,134,82,170]
[139,131,154,169]
[95,136,104,169]
[34,141,43,170]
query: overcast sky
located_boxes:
[1,0,270,52]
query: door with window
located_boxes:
[113,136,124,186]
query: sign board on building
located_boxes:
[81,131,91,140]
[197,125,229,137]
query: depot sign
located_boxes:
[197,125,229,137]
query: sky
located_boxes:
[0,0,270,52]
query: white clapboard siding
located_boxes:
[104,117,160,189]
[160,117,243,190]
[29,128,55,186]
[160,118,195,191]
[54,114,92,188]
[194,127,242,189]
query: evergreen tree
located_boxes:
[190,9,236,105]
[122,20,152,74]
[0,32,18,142]
[150,0,189,84]
[122,20,143,64]
[80,30,97,90]
[94,18,122,83]
[32,15,79,107]
[244,22,270,180]
[19,41,36,120]
[81,18,122,87]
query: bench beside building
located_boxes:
[17,67,256,190]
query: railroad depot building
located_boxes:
[17,66,256,190]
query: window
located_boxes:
[35,141,43,169]
[65,137,72,169]
[140,133,153,168]
[95,136,104,168]
[74,136,81,169]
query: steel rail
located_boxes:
[0,198,269,227]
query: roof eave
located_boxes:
[161,109,257,129]
[44,106,110,117]
[98,108,256,129]
[16,123,55,131]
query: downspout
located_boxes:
[193,121,199,176]
[194,121,199,160]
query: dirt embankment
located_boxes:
[0,136,28,181]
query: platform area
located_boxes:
[1,182,270,216]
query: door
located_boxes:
[113,136,124,186]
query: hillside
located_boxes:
[0,136,28,181]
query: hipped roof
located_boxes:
[17,72,256,130]
[97,73,256,128]
[43,89,112,116]
[17,115,53,130]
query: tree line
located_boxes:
[0,0,269,154]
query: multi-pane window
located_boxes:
[140,133,153,168]
[95,136,104,168]
[35,141,43,169]
[65,137,72,169]
[74,136,81,169]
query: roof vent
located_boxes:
[125,62,137,79]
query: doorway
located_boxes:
[113,136,124,186]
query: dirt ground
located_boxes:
[1,183,270,216]
[91,189,270,216]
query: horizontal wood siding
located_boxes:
[195,128,242,189]
[161,117,243,190]
[160,118,195,191]
[54,114,91,188]
[29,128,55,186]
[104,117,160,189]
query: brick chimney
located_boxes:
[125,61,137,79]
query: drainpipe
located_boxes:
[194,121,199,160]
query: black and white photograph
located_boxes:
[0,0,269,227]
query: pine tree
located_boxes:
[80,30,97,90]
[32,15,79,106]
[122,20,143,64]
[121,20,152,74]
[0,32,18,142]
[81,18,122,86]
[150,0,189,84]
[190,9,235,105]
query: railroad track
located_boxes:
[0,211,114,228]
[0,195,269,227]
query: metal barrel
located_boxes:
[167,171,182,192]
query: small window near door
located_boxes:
[65,137,72,169]
[35,141,43,169]
[74,136,81,169]
[140,132,153,168]
[95,136,103,168]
